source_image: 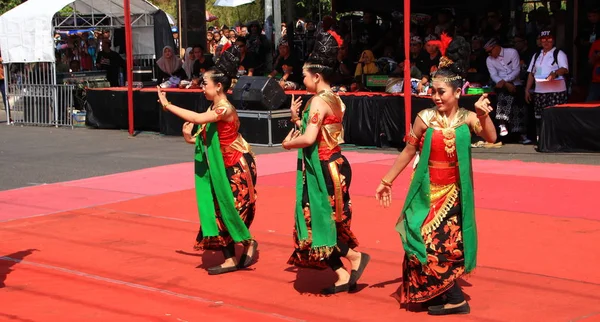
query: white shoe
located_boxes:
[499,125,508,136]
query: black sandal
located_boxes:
[427,302,471,315]
[322,283,351,295]
[349,252,371,287]
[238,240,258,268]
[207,265,238,275]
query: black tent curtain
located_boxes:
[153,10,176,59]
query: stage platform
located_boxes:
[1,151,599,321]
[539,101,600,153]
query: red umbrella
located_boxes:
[206,10,218,22]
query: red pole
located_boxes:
[403,0,411,136]
[124,0,135,136]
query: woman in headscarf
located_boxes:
[282,30,371,294]
[375,34,497,315]
[182,47,195,79]
[354,49,379,78]
[157,44,258,275]
[155,46,186,82]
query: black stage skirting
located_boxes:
[85,88,495,148]
[538,102,600,153]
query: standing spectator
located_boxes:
[525,30,569,140]
[96,40,126,87]
[575,8,599,88]
[485,38,527,141]
[514,33,538,143]
[483,9,509,45]
[587,39,600,102]
[0,50,8,110]
[172,27,180,53]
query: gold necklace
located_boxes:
[436,111,457,158]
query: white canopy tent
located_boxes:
[0,0,174,63]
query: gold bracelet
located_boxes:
[162,101,171,109]
[381,178,393,187]
[291,116,300,122]
[476,111,488,118]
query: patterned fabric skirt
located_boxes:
[534,91,568,119]
[496,88,527,133]
[287,153,359,269]
[401,198,466,303]
[194,152,257,250]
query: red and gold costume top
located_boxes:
[407,107,473,234]
[417,108,471,186]
[196,99,252,168]
[308,90,346,161]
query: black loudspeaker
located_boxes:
[232,76,287,110]
[180,0,206,50]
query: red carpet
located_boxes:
[1,152,600,321]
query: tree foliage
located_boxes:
[148,0,265,28]
[0,0,24,15]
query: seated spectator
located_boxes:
[69,60,81,73]
[155,46,186,82]
[191,45,214,78]
[355,49,379,78]
[269,38,301,90]
[182,47,194,79]
[236,37,257,77]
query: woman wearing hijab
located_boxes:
[354,50,379,78]
[155,46,186,82]
[182,47,195,80]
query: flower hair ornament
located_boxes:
[430,33,462,83]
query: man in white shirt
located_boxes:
[525,30,569,140]
[485,38,529,142]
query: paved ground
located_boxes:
[1,106,599,191]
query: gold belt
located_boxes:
[428,161,458,169]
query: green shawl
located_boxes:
[396,124,477,273]
[294,103,337,255]
[195,122,252,243]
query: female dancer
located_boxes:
[157,44,258,275]
[375,35,497,315]
[282,30,370,294]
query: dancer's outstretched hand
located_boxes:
[290,94,303,117]
[157,86,169,110]
[474,93,493,116]
[282,128,300,150]
[375,183,392,208]
[182,122,194,137]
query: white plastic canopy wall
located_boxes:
[0,0,167,63]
